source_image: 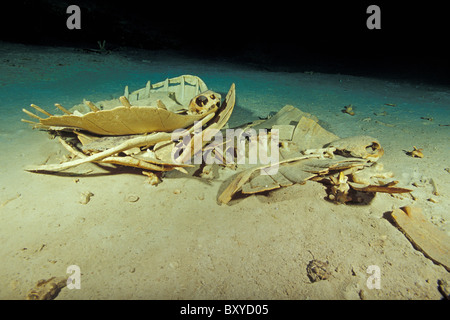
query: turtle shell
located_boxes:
[40,105,214,135]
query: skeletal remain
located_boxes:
[200,164,215,180]
[326,136,384,161]
[407,146,424,158]
[23,78,235,176]
[302,147,336,159]
[142,171,161,185]
[79,191,94,205]
[218,154,322,204]
[188,90,221,115]
[22,75,216,136]
[430,178,439,196]
[329,172,351,203]
[25,132,172,172]
[26,277,68,300]
[350,162,394,185]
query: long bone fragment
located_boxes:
[58,138,189,173]
[26,132,172,172]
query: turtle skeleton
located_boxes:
[22,75,236,174]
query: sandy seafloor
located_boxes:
[0,41,449,300]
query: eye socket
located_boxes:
[196,95,208,106]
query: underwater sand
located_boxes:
[0,41,449,299]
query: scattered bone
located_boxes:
[390,206,450,272]
[0,193,21,208]
[197,194,205,200]
[412,181,425,188]
[79,191,94,205]
[407,146,424,158]
[374,120,395,127]
[438,279,450,300]
[429,178,439,196]
[342,104,355,116]
[200,164,215,180]
[26,276,68,300]
[349,182,412,194]
[142,171,161,185]
[125,194,140,202]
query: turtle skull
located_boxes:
[326,135,384,161]
[188,90,221,115]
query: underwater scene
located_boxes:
[0,2,449,302]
